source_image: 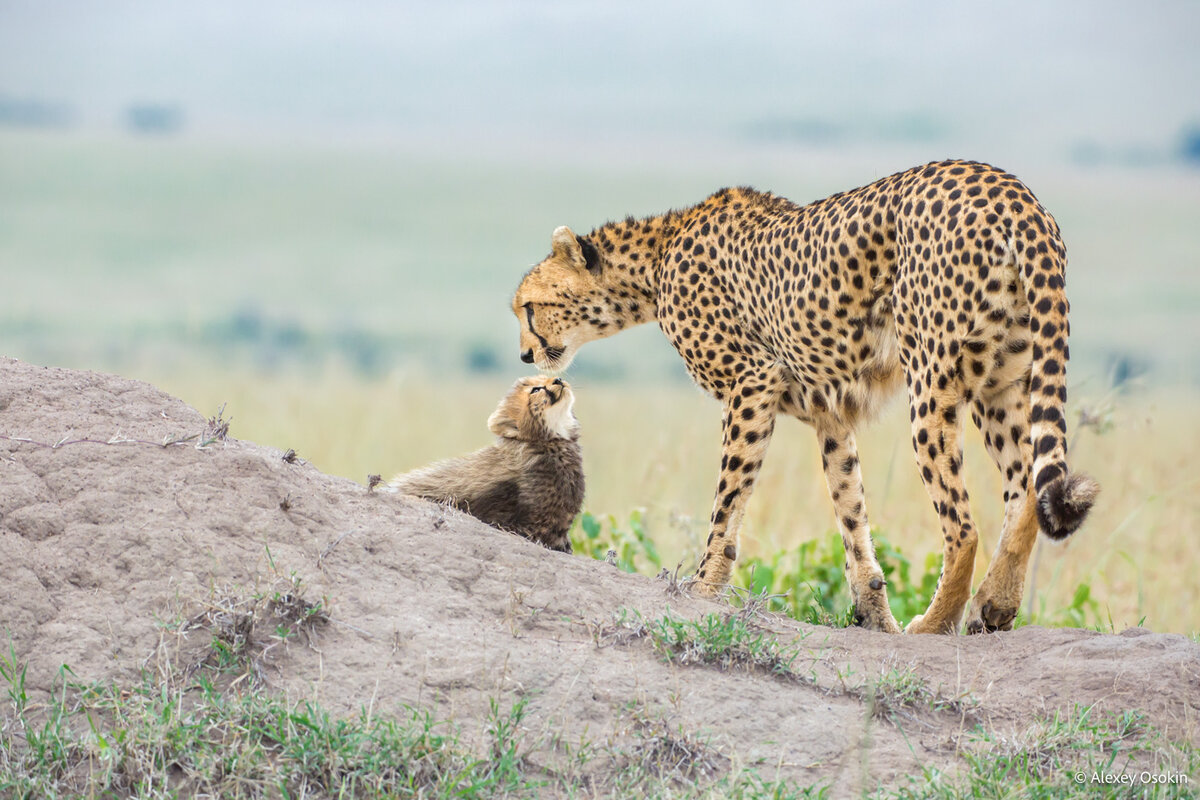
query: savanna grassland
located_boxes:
[152,369,1200,635]
[3,357,1198,799]
[3,132,1200,798]
[3,130,1199,635]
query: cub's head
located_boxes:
[511,225,616,372]
[487,376,579,442]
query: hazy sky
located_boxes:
[2,1,1198,162]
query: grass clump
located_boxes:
[0,644,530,799]
[571,509,662,574]
[597,608,808,682]
[886,703,1198,799]
[733,532,942,628]
[614,711,728,789]
[1,639,834,800]
[648,612,802,678]
[181,571,330,687]
[864,665,978,722]
[573,510,1127,633]
[571,512,945,628]
[574,703,829,799]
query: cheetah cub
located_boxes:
[386,376,584,552]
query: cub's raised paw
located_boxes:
[965,599,1017,634]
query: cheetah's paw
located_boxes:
[905,612,959,635]
[964,598,1017,634]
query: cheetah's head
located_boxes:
[511,225,619,372]
[487,375,578,442]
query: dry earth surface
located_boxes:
[1,357,1197,796]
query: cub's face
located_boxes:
[512,225,614,372]
[487,376,579,442]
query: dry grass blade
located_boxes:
[656,561,691,598]
[198,403,231,448]
[625,715,727,785]
[178,573,330,686]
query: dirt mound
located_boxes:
[1,357,1197,795]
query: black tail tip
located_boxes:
[1037,472,1100,540]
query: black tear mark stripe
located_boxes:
[526,305,550,350]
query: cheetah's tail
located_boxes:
[1021,205,1100,540]
[1035,472,1100,540]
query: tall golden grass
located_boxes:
[148,366,1199,635]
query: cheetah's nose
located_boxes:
[520,349,535,364]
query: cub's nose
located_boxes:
[552,378,564,387]
[520,349,535,364]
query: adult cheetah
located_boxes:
[511,160,1098,634]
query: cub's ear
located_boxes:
[551,225,585,269]
[487,407,521,439]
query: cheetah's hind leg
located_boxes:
[816,424,901,634]
[902,389,979,635]
[963,384,1042,633]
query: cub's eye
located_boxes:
[529,386,543,394]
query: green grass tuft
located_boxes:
[571,509,663,574]
[0,638,835,799]
[573,511,1126,633]
[884,703,1198,799]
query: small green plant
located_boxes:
[865,666,976,721]
[731,531,941,628]
[571,509,662,574]
[733,533,847,624]
[483,695,530,792]
[645,611,804,679]
[886,703,1195,799]
[0,642,842,800]
[1,640,28,714]
[576,510,1111,634]
[872,534,942,623]
[1031,579,1107,630]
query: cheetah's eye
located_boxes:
[530,386,543,394]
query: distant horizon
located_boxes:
[2,0,1198,170]
[2,1,1198,386]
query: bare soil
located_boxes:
[2,357,1197,795]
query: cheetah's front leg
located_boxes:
[692,369,784,596]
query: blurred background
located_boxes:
[2,0,1198,630]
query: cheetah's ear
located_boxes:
[577,235,602,275]
[551,225,586,270]
[487,407,521,439]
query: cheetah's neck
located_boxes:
[583,212,679,325]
